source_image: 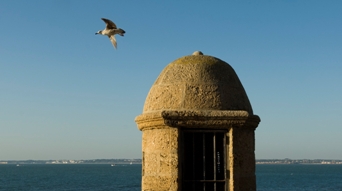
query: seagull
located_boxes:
[95,18,125,49]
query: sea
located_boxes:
[1,164,342,191]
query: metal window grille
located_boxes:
[182,130,228,191]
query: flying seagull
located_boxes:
[95,18,125,49]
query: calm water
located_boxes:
[257,164,342,191]
[0,164,140,191]
[0,164,342,190]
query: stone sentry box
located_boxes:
[135,51,260,191]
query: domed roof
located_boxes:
[143,51,253,114]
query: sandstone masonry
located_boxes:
[135,51,260,191]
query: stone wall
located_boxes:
[229,127,257,191]
[141,127,179,191]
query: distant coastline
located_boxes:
[1,158,342,165]
[256,159,342,165]
[0,159,142,165]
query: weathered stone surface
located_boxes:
[141,128,179,191]
[229,127,257,191]
[136,110,260,130]
[143,85,184,112]
[143,54,253,114]
[136,52,260,191]
[142,176,178,191]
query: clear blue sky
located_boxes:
[1,1,341,160]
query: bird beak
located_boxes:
[95,33,98,35]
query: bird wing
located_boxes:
[109,35,117,49]
[101,18,117,29]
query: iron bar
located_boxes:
[213,133,217,191]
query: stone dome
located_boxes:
[143,51,253,114]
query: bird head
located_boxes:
[95,30,102,35]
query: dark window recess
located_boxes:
[182,130,227,191]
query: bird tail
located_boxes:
[118,28,125,36]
